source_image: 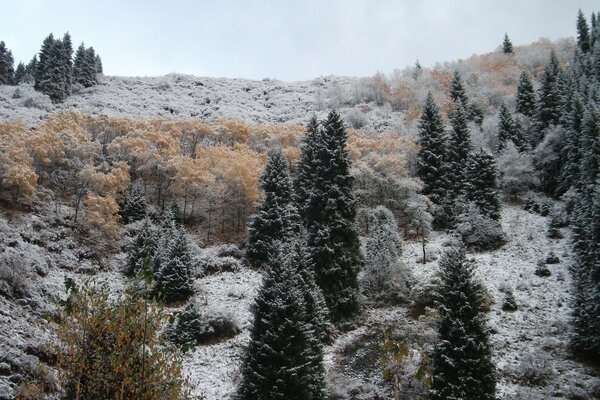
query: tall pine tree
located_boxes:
[449,70,469,106]
[502,33,514,54]
[516,71,536,117]
[497,103,528,152]
[534,50,563,144]
[577,9,591,53]
[0,41,15,85]
[431,244,496,400]
[463,149,501,221]
[153,225,194,303]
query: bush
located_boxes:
[0,252,30,300]
[166,301,240,349]
[213,243,245,259]
[49,283,190,400]
[197,255,243,276]
[545,252,560,264]
[514,352,555,387]
[534,260,551,277]
[455,203,506,250]
[501,290,518,312]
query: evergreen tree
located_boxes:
[126,218,157,276]
[73,43,98,87]
[516,71,536,117]
[413,59,423,80]
[35,34,70,102]
[120,188,148,224]
[295,116,320,221]
[431,244,496,400]
[95,53,103,74]
[238,242,326,400]
[579,106,600,188]
[247,149,298,269]
[559,94,586,193]
[13,62,26,84]
[449,70,469,106]
[35,34,54,91]
[497,103,528,152]
[299,111,362,323]
[463,149,501,221]
[61,32,73,95]
[153,226,194,303]
[417,93,451,226]
[577,9,591,53]
[502,33,514,54]
[24,56,37,83]
[0,41,14,85]
[534,50,563,144]
[446,102,472,211]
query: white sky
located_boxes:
[1,0,598,81]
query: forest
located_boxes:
[0,8,599,400]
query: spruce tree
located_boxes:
[13,62,26,84]
[61,32,73,95]
[449,70,469,106]
[295,116,320,221]
[73,43,98,87]
[126,218,157,276]
[463,149,501,221]
[502,33,514,54]
[579,106,600,188]
[417,93,451,226]
[238,241,326,400]
[0,41,14,85]
[299,111,362,323]
[95,54,103,74]
[516,71,536,117]
[559,94,585,193]
[446,102,472,210]
[35,34,54,91]
[120,188,148,224]
[431,244,496,400]
[247,149,298,269]
[497,103,528,152]
[577,9,591,53]
[534,50,563,144]
[24,56,37,83]
[153,226,194,303]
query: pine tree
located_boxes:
[238,242,326,400]
[126,218,157,276]
[497,103,528,152]
[559,94,586,193]
[579,106,600,188]
[516,71,536,117]
[35,34,69,102]
[24,56,37,83]
[61,32,73,95]
[13,62,25,84]
[35,33,54,91]
[153,226,194,303]
[120,188,148,224]
[431,244,496,400]
[577,9,591,53]
[446,102,472,208]
[299,111,362,323]
[449,70,469,106]
[413,59,423,80]
[247,150,298,269]
[295,116,320,221]
[0,41,15,85]
[534,50,563,144]
[502,33,514,54]
[73,43,98,87]
[463,149,501,221]
[417,93,451,226]
[95,53,103,74]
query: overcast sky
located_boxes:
[2,0,598,81]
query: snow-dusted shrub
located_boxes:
[345,108,368,129]
[455,203,506,251]
[0,252,30,299]
[534,260,551,277]
[514,351,555,387]
[545,252,560,264]
[213,243,244,260]
[409,275,442,318]
[497,143,538,200]
[19,93,53,111]
[501,289,518,312]
[326,371,385,400]
[197,255,243,276]
[166,301,240,348]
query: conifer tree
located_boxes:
[126,218,157,276]
[497,103,528,152]
[13,62,26,84]
[417,93,451,226]
[502,33,514,54]
[73,43,98,87]
[577,9,591,53]
[120,188,148,224]
[295,116,320,221]
[247,150,298,269]
[446,102,472,214]
[298,111,362,323]
[24,56,37,83]
[449,70,469,106]
[35,33,54,91]
[534,50,563,144]
[61,32,73,95]
[431,244,496,400]
[238,242,326,400]
[516,71,536,117]
[0,41,14,85]
[153,226,194,303]
[95,53,103,74]
[463,149,501,221]
[559,94,586,193]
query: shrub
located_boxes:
[197,255,243,276]
[534,260,551,277]
[502,290,518,312]
[51,283,190,400]
[455,203,506,250]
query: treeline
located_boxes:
[0,32,102,102]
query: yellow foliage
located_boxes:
[84,194,121,237]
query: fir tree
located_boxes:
[238,242,326,400]
[446,102,472,209]
[559,94,586,193]
[126,218,157,276]
[13,62,26,84]
[413,59,423,80]
[120,188,148,224]
[295,116,320,221]
[497,103,528,152]
[35,34,69,102]
[463,149,501,221]
[299,111,362,323]
[431,244,496,400]
[61,32,73,95]
[449,70,469,106]
[577,9,591,53]
[0,41,15,85]
[73,43,98,87]
[502,33,514,54]
[24,56,37,83]
[417,93,450,226]
[534,50,563,144]
[35,33,54,91]
[516,71,536,117]
[95,53,103,74]
[246,150,298,270]
[153,226,194,303]
[579,106,600,188]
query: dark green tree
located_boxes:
[534,50,563,144]
[0,41,15,85]
[516,71,536,117]
[61,32,73,95]
[463,149,501,221]
[299,111,362,323]
[449,70,469,106]
[431,244,496,400]
[13,62,26,84]
[502,33,514,54]
[237,242,326,400]
[153,225,194,303]
[246,150,298,269]
[95,53,103,74]
[497,103,528,152]
[295,116,320,221]
[577,9,591,53]
[445,102,472,222]
[73,43,98,87]
[120,188,148,224]
[126,218,157,276]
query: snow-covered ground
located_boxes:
[1,203,598,399]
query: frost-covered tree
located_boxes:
[534,50,563,144]
[238,242,326,400]
[516,71,536,117]
[246,150,298,269]
[295,116,320,220]
[502,33,514,54]
[0,41,15,85]
[577,9,591,53]
[362,206,409,295]
[298,111,362,323]
[73,43,98,87]
[463,149,501,221]
[95,53,103,74]
[120,188,148,224]
[35,34,70,102]
[431,244,496,400]
[61,32,73,95]
[153,224,194,303]
[449,70,469,106]
[126,218,157,276]
[447,102,472,196]
[417,93,450,227]
[497,103,528,152]
[497,142,538,199]
[13,62,25,84]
